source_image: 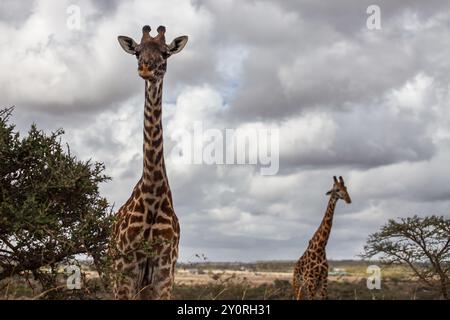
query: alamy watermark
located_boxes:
[67,4,81,31]
[366,5,381,30]
[366,265,381,290]
[170,122,280,175]
[66,265,81,290]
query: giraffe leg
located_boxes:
[114,251,148,300]
[295,278,313,300]
[114,264,139,300]
[155,280,173,300]
[292,273,299,300]
[293,276,306,300]
[312,266,328,300]
[138,247,176,300]
[318,262,329,300]
[293,261,309,300]
[138,267,174,299]
[318,278,328,300]
[306,282,317,300]
[296,283,306,300]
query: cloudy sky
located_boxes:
[1,0,450,262]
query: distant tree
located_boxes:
[362,215,450,299]
[0,107,114,297]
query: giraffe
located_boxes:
[111,25,188,300]
[293,176,352,300]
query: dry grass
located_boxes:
[0,261,444,300]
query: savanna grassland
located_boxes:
[0,260,442,300]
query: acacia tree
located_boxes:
[362,215,450,299]
[0,107,114,297]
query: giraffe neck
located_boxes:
[142,79,166,186]
[311,196,338,248]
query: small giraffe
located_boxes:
[111,25,188,300]
[293,176,352,300]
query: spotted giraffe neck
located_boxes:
[141,79,166,186]
[310,196,338,247]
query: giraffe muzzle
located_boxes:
[138,64,156,80]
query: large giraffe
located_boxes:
[293,176,352,300]
[111,25,188,300]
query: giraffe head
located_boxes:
[118,25,188,81]
[326,176,352,203]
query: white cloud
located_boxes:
[0,0,213,113]
[2,0,450,262]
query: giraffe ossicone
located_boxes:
[111,25,188,300]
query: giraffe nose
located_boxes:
[138,62,151,72]
[138,64,154,79]
[138,63,148,72]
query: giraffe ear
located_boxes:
[167,36,188,56]
[326,190,332,196]
[118,36,138,55]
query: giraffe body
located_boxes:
[293,176,351,300]
[111,25,188,300]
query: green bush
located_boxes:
[0,107,114,298]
